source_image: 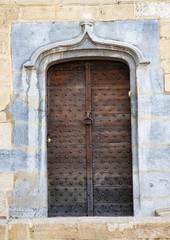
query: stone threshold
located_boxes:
[0,216,170,239]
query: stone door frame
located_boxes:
[22,20,150,217]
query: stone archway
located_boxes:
[22,20,150,217]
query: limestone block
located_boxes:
[62,0,113,4]
[101,4,134,20]
[0,34,9,56]
[29,221,78,239]
[0,123,12,150]
[0,86,10,110]
[0,59,10,84]
[9,222,28,240]
[13,124,28,148]
[0,191,7,218]
[136,2,170,18]
[165,74,170,92]
[0,174,13,191]
[0,0,10,3]
[0,7,19,30]
[160,21,170,38]
[0,225,7,240]
[9,207,47,218]
[20,7,56,20]
[137,68,163,93]
[0,150,27,173]
[0,112,6,122]
[138,95,170,117]
[139,172,170,198]
[58,6,100,21]
[9,98,28,122]
[138,145,170,171]
[138,119,170,144]
[160,39,170,59]
[135,218,170,238]
[161,59,170,73]
[13,0,60,4]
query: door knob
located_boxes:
[47,136,52,143]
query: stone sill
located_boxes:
[1,217,170,239]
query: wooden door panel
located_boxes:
[47,61,87,216]
[47,60,133,217]
[91,61,133,216]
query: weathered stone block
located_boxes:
[139,172,170,198]
[58,6,100,21]
[9,98,28,122]
[0,59,10,84]
[0,34,9,56]
[20,7,56,20]
[165,74,170,92]
[160,39,170,59]
[136,2,170,18]
[9,207,47,218]
[138,119,170,144]
[9,221,28,240]
[161,59,170,73]
[29,219,78,239]
[137,68,163,93]
[138,145,170,171]
[13,124,28,148]
[62,0,113,4]
[0,112,6,122]
[0,224,7,240]
[0,150,27,173]
[101,4,134,20]
[0,191,7,219]
[160,21,170,38]
[0,86,10,111]
[0,174,13,191]
[138,95,170,117]
[0,123,11,150]
[135,218,170,238]
[0,7,19,30]
[13,0,60,4]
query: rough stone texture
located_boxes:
[0,150,27,173]
[0,34,9,57]
[136,2,170,18]
[0,86,10,111]
[101,4,134,20]
[160,39,170,59]
[59,6,100,21]
[0,174,13,191]
[0,123,12,150]
[13,0,60,4]
[165,74,170,92]
[20,7,56,21]
[0,217,170,239]
[0,59,10,85]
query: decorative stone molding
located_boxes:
[15,20,152,217]
[24,20,150,69]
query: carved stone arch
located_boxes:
[22,20,150,217]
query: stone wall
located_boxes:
[0,217,170,240]
[0,0,170,219]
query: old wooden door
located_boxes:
[47,60,133,217]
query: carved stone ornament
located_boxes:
[24,20,150,69]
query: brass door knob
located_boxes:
[47,137,52,143]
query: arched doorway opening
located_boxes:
[47,60,133,216]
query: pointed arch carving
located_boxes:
[24,20,150,69]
